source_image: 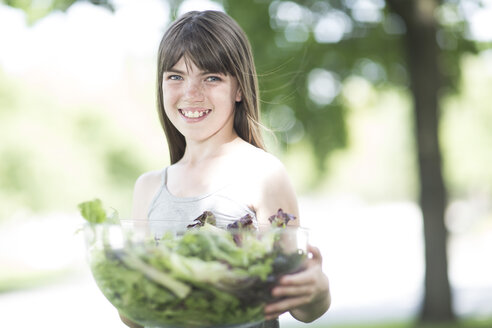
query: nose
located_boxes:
[183,79,204,101]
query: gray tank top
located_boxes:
[148,167,257,229]
[146,167,280,328]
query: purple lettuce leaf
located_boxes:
[268,208,296,227]
[187,211,216,229]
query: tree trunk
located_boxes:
[386,0,455,323]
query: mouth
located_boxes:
[179,108,211,119]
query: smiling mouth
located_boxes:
[179,109,211,119]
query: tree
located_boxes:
[386,0,454,321]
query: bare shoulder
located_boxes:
[242,144,291,183]
[240,145,299,225]
[135,170,162,189]
[236,142,283,169]
[131,169,163,220]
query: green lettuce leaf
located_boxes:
[78,198,119,224]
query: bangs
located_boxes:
[160,20,236,76]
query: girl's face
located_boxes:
[162,57,242,143]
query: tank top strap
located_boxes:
[147,167,168,218]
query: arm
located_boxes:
[255,157,331,322]
[131,170,162,220]
[253,155,300,226]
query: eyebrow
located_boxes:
[165,68,186,74]
[165,68,224,76]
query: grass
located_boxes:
[0,268,73,293]
[299,318,492,328]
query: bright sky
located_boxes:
[0,0,223,86]
[0,0,167,87]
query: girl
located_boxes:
[127,10,330,328]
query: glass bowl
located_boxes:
[83,218,308,328]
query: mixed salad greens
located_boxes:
[79,199,306,328]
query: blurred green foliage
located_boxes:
[441,54,492,198]
[0,70,148,220]
[3,0,113,23]
[223,0,476,173]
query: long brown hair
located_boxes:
[156,10,265,164]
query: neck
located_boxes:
[181,131,241,165]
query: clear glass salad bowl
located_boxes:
[83,215,309,328]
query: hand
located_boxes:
[264,245,331,322]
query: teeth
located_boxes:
[182,109,210,118]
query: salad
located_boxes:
[79,199,307,328]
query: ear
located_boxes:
[235,88,242,103]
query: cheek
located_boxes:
[221,87,238,107]
[162,83,179,98]
[161,93,177,121]
[162,89,177,108]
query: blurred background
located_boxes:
[0,0,491,327]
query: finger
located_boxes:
[264,311,283,321]
[265,312,284,320]
[264,295,311,315]
[272,284,315,298]
[279,266,318,285]
[307,244,322,261]
[265,312,285,321]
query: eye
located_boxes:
[167,74,183,81]
[205,75,222,82]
